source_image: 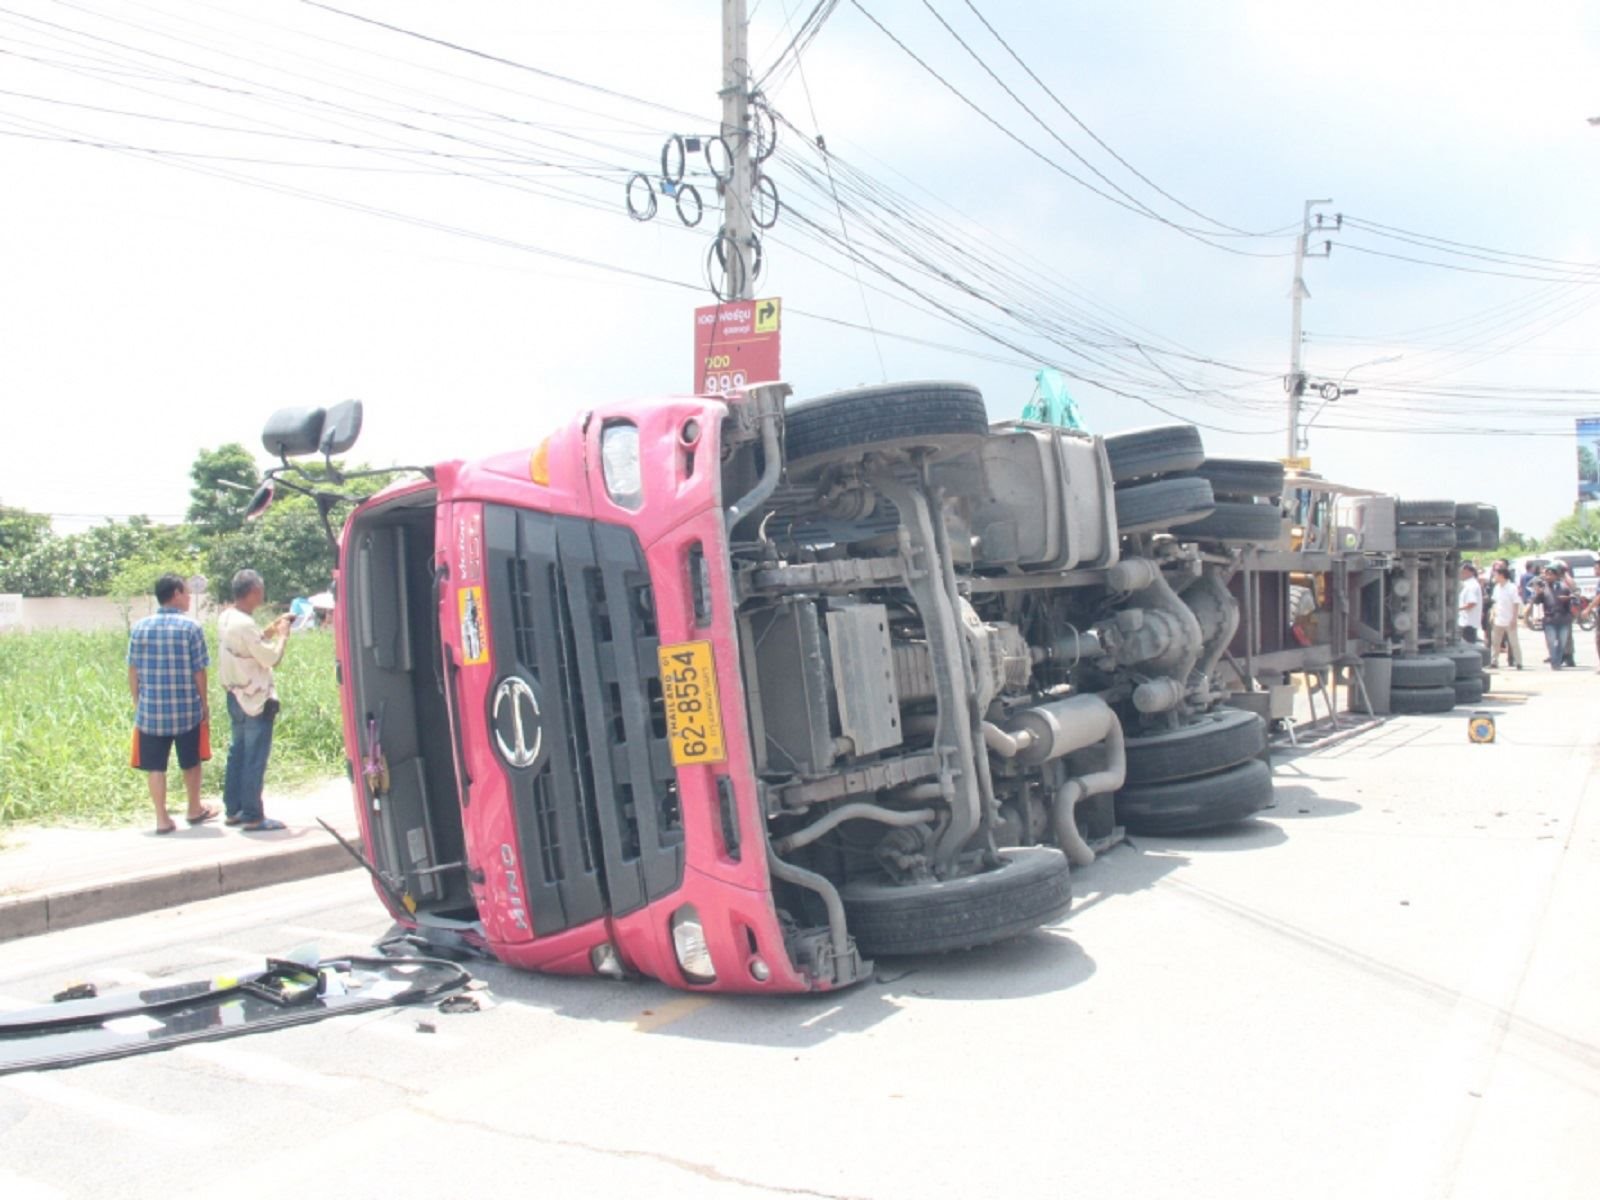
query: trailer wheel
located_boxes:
[1397,499,1456,523]
[1181,500,1286,543]
[1103,424,1205,483]
[1113,476,1215,534]
[1395,524,1457,551]
[1444,647,1485,680]
[1114,758,1274,835]
[1454,677,1485,705]
[784,382,989,475]
[1122,708,1268,786]
[1390,655,1456,688]
[1388,684,1458,714]
[839,847,1072,957]
[1193,457,1287,500]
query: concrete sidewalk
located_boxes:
[0,777,361,942]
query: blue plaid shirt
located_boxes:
[127,606,210,735]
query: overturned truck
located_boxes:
[257,383,1273,994]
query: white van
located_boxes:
[1534,549,1598,597]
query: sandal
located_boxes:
[186,805,220,826]
[241,818,287,832]
[155,823,177,836]
[224,814,248,826]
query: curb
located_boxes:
[0,841,358,944]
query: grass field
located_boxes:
[0,624,344,826]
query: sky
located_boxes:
[1,0,1598,540]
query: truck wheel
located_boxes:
[1123,708,1267,785]
[1455,528,1483,549]
[1444,647,1484,680]
[1181,500,1285,543]
[1395,524,1457,550]
[1104,424,1204,483]
[1388,684,1457,714]
[838,847,1072,957]
[1454,677,1485,705]
[1113,476,1215,534]
[1115,758,1274,835]
[1397,499,1456,523]
[1390,655,1456,687]
[1193,457,1286,500]
[784,382,989,474]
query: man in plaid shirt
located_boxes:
[126,573,216,834]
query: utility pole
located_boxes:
[1285,198,1333,459]
[720,0,754,301]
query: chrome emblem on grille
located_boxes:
[491,676,543,769]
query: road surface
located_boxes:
[2,663,1597,1199]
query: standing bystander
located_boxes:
[126,573,217,834]
[218,569,293,832]
[1488,565,1522,669]
[1529,566,1575,669]
[1457,563,1483,644]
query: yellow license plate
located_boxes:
[657,640,727,766]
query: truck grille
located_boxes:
[484,506,683,935]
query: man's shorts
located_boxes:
[132,724,203,772]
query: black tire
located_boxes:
[784,382,989,473]
[1114,476,1215,534]
[1194,457,1286,499]
[1444,647,1485,680]
[1115,758,1274,835]
[1390,655,1456,687]
[1388,684,1458,714]
[1397,499,1455,523]
[1104,424,1204,483]
[1396,524,1457,551]
[1181,500,1286,543]
[1480,671,1492,692]
[1453,677,1485,705]
[1123,708,1267,786]
[1455,528,1483,549]
[839,847,1072,957]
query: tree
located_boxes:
[187,444,260,538]
[0,503,51,560]
[1544,509,1600,551]
[1580,444,1599,485]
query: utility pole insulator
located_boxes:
[1285,197,1333,459]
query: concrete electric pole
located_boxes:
[720,0,754,301]
[1285,198,1335,460]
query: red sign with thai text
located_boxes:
[693,297,781,394]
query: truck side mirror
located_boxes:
[262,407,327,458]
[244,480,276,522]
[319,399,364,456]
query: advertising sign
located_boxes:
[1579,416,1600,505]
[693,297,781,394]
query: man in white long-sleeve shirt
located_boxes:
[218,569,292,831]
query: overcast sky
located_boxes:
[2,0,1597,540]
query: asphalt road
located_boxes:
[2,661,1597,1200]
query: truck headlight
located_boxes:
[601,422,643,510]
[670,905,716,984]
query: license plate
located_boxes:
[657,640,727,766]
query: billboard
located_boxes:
[1580,417,1600,505]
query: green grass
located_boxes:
[0,625,345,826]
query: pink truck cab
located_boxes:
[324,387,844,993]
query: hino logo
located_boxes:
[491,676,543,769]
